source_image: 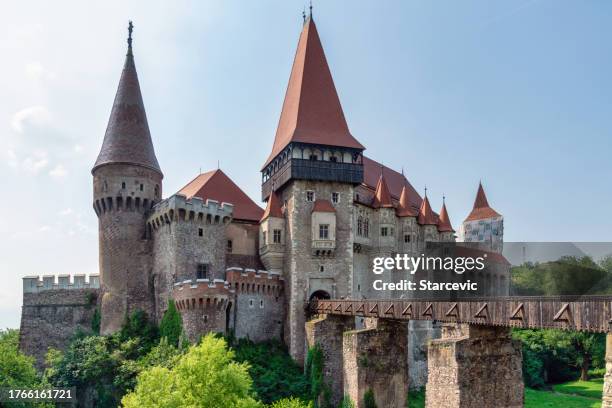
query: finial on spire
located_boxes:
[303,6,306,23]
[309,0,313,17]
[443,194,446,204]
[424,185,428,197]
[127,20,134,55]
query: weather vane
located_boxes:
[127,20,134,50]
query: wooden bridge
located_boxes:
[310,295,612,333]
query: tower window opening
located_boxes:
[121,182,126,189]
[273,229,282,244]
[198,228,203,237]
[196,263,208,280]
[319,224,329,239]
[381,227,389,237]
[306,191,315,202]
[319,265,325,272]
[140,184,144,191]
[404,234,411,243]
[227,239,233,253]
[357,216,363,236]
[332,192,339,204]
[249,299,254,308]
[260,299,264,309]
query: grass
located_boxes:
[525,388,600,408]
[407,379,603,408]
[553,378,604,399]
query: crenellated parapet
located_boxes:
[22,274,100,293]
[225,267,284,297]
[147,194,233,231]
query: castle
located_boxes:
[19,16,505,383]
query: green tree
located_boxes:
[0,329,51,408]
[159,300,182,347]
[91,308,101,334]
[269,397,314,408]
[122,334,261,408]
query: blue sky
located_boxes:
[0,1,610,328]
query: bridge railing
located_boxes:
[309,296,612,333]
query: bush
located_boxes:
[363,389,377,408]
[269,397,314,408]
[232,339,309,404]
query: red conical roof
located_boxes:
[261,191,283,221]
[262,18,364,169]
[178,169,263,222]
[465,182,501,222]
[437,201,454,232]
[93,29,161,175]
[372,173,394,208]
[418,195,437,225]
[397,185,417,217]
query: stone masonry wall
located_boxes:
[343,319,408,408]
[426,324,523,408]
[20,287,99,369]
[282,180,354,364]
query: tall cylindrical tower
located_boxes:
[92,22,163,334]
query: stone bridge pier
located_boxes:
[425,323,523,408]
[306,315,408,407]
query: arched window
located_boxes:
[363,218,370,238]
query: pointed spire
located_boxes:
[465,182,501,221]
[262,16,364,169]
[261,191,283,221]
[92,21,162,176]
[396,185,417,217]
[418,194,437,225]
[437,197,454,232]
[372,173,393,208]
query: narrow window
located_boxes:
[364,219,369,237]
[404,234,411,243]
[196,263,208,280]
[259,299,264,309]
[198,228,203,237]
[121,182,126,189]
[273,229,282,244]
[357,216,363,236]
[227,239,233,252]
[306,191,315,202]
[381,227,388,237]
[319,224,329,239]
[249,299,254,308]
[332,192,339,204]
[319,265,325,272]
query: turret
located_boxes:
[92,22,163,334]
[460,182,503,253]
[259,191,285,272]
[417,190,439,246]
[397,185,418,254]
[437,197,455,242]
[372,172,396,250]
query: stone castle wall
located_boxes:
[19,274,100,369]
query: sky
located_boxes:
[1,0,611,329]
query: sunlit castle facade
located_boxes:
[19,17,504,386]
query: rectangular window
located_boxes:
[381,227,388,237]
[404,234,411,243]
[306,191,315,202]
[198,228,203,237]
[329,156,338,162]
[319,224,329,239]
[196,264,208,280]
[331,192,339,204]
[227,240,233,253]
[273,229,282,244]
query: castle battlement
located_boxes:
[172,278,234,313]
[148,194,233,230]
[225,267,283,296]
[22,274,100,293]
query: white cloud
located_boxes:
[25,62,56,81]
[11,106,51,133]
[59,208,73,216]
[21,151,49,173]
[38,225,51,233]
[6,150,18,167]
[49,164,67,178]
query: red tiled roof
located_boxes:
[262,17,364,169]
[418,195,437,226]
[397,185,418,217]
[465,182,501,222]
[454,246,510,266]
[312,199,336,213]
[261,191,283,221]
[437,202,454,232]
[178,169,263,222]
[372,174,394,208]
[362,156,421,209]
